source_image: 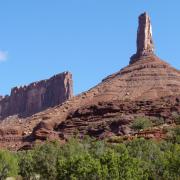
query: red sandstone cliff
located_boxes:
[0,71,73,119]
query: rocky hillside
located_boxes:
[0,12,179,151]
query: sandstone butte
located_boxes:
[0,71,73,119]
[0,12,180,150]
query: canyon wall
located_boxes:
[0,71,73,119]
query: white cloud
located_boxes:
[0,50,8,62]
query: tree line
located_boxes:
[0,125,179,180]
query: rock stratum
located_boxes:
[0,72,73,119]
[0,12,179,150]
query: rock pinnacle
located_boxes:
[130,12,155,64]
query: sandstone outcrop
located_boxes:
[31,12,180,142]
[53,95,180,139]
[0,12,179,150]
[0,72,73,119]
[130,12,154,64]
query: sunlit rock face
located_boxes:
[130,12,154,64]
[0,72,73,119]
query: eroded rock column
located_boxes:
[130,12,155,64]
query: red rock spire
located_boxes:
[130,12,155,64]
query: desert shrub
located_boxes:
[0,150,19,180]
[57,138,104,179]
[126,138,166,179]
[33,142,59,180]
[151,117,164,126]
[100,146,147,180]
[57,152,102,180]
[81,137,107,158]
[18,151,36,180]
[18,141,60,180]
[162,144,180,179]
[131,117,153,131]
[100,149,120,179]
[174,115,180,125]
[172,112,180,124]
[167,126,180,144]
[107,136,124,143]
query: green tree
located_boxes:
[0,150,19,180]
[18,151,36,180]
[167,126,180,144]
[126,138,167,179]
[175,116,180,125]
[32,142,59,180]
[15,137,180,180]
[57,153,101,180]
[131,117,153,132]
[172,112,180,125]
[162,144,180,180]
[100,149,119,180]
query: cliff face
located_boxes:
[0,72,73,119]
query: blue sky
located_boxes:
[0,0,179,96]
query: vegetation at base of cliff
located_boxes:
[0,150,19,179]
[131,117,153,131]
[1,127,180,180]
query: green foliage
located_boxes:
[151,117,164,126]
[19,142,59,180]
[175,116,180,125]
[172,112,180,125]
[57,152,102,180]
[131,117,153,131]
[1,135,179,180]
[107,136,124,143]
[18,151,35,179]
[167,126,180,144]
[0,150,19,180]
[33,142,59,180]
[126,139,165,179]
[157,143,180,180]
